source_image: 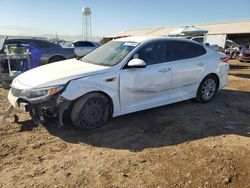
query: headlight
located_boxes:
[20,85,64,99]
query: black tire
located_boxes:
[48,56,65,63]
[71,93,110,130]
[196,75,218,103]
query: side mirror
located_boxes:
[127,59,146,68]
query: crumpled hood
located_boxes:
[13,58,110,89]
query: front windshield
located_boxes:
[81,41,139,67]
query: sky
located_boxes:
[0,0,250,37]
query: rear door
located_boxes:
[168,41,207,98]
[120,41,172,111]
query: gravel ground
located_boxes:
[0,60,250,188]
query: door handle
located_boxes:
[159,68,171,73]
[197,62,204,67]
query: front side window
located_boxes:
[5,39,21,47]
[134,42,166,65]
[82,41,138,67]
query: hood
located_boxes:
[14,58,110,89]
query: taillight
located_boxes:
[220,57,229,62]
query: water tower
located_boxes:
[82,7,92,41]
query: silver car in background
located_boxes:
[62,40,100,57]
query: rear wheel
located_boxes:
[196,75,218,103]
[71,93,110,130]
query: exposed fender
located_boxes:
[198,71,218,84]
[60,78,120,116]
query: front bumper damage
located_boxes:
[7,89,71,127]
[26,97,71,127]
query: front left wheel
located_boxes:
[71,93,110,130]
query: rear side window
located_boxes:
[48,42,61,48]
[168,41,198,61]
[134,42,166,65]
[21,39,38,48]
[34,40,60,48]
[196,44,206,56]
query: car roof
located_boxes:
[114,35,202,45]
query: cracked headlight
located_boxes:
[20,85,64,99]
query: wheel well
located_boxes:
[49,55,65,63]
[69,91,114,117]
[204,73,220,89]
[96,91,114,116]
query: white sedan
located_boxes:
[8,36,229,130]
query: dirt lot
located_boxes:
[0,60,250,188]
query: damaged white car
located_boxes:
[8,36,229,130]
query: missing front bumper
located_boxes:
[17,96,71,127]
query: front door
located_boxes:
[120,41,172,111]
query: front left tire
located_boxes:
[71,92,110,130]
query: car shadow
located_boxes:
[16,89,245,152]
[229,73,250,79]
[230,64,250,70]
[17,119,39,132]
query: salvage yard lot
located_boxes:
[0,60,250,188]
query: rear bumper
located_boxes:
[218,63,229,90]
